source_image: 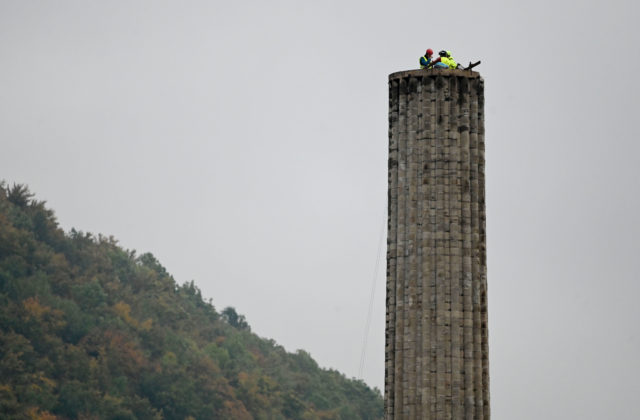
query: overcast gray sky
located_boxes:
[2,1,640,418]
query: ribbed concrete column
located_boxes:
[385,68,489,420]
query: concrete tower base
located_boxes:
[385,69,489,420]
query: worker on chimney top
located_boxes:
[420,49,435,69]
[431,50,458,69]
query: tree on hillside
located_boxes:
[221,306,249,331]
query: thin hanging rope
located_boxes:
[358,209,386,379]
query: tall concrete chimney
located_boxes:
[385,69,489,420]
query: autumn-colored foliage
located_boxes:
[0,183,383,419]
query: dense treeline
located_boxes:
[0,183,383,420]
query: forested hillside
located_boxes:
[0,183,383,420]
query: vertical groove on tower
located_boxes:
[414,78,425,420]
[469,77,483,419]
[460,74,475,420]
[442,76,454,420]
[404,78,419,419]
[394,77,407,420]
[434,77,447,418]
[386,78,398,420]
[386,69,487,420]
[449,76,463,420]
[422,75,436,419]
[476,84,490,420]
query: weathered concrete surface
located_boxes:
[385,69,488,420]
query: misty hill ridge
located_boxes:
[0,183,383,420]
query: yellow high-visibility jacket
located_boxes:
[441,54,457,69]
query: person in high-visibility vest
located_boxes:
[419,49,434,69]
[432,50,458,69]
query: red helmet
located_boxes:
[426,48,434,56]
